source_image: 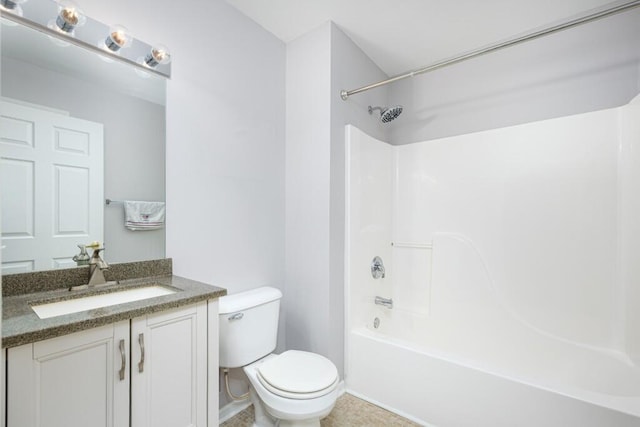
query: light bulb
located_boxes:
[104,24,131,52]
[144,44,171,68]
[0,0,27,16]
[54,0,85,34]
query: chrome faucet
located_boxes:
[72,244,90,266]
[375,296,393,309]
[88,246,109,286]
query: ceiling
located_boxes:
[224,0,623,76]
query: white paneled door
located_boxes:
[7,322,130,427]
[0,100,103,274]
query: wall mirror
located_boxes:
[1,9,167,274]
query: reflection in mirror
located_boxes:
[1,18,166,274]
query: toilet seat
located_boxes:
[256,350,339,400]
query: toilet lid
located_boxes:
[257,350,338,398]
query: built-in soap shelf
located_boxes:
[391,241,433,249]
[389,241,433,317]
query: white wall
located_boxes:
[388,7,640,144]
[285,22,332,360]
[2,56,166,265]
[79,0,286,410]
[284,22,388,377]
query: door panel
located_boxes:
[7,322,130,427]
[131,303,207,427]
[0,158,34,238]
[0,100,103,273]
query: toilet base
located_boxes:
[251,387,276,427]
[249,386,324,427]
[244,354,338,427]
[249,385,328,427]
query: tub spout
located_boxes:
[375,296,393,309]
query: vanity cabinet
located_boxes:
[7,302,211,427]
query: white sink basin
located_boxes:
[31,285,176,319]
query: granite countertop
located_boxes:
[2,274,226,348]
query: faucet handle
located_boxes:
[87,242,106,257]
[86,241,102,250]
[91,246,106,258]
[90,246,109,270]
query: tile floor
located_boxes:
[220,393,422,426]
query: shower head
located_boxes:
[368,105,403,123]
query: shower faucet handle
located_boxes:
[371,256,385,279]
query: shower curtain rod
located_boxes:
[340,0,640,100]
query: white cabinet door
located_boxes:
[0,100,104,274]
[131,302,208,427]
[7,322,130,427]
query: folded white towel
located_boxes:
[124,201,165,231]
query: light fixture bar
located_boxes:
[1,4,171,79]
[340,0,640,100]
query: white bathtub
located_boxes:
[345,234,640,426]
[347,325,640,427]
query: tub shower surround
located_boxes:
[345,95,640,426]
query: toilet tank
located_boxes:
[219,286,282,368]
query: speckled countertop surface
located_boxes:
[2,274,226,348]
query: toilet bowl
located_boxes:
[218,287,340,427]
[244,351,339,426]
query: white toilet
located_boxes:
[219,287,339,427]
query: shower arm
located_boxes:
[340,0,640,101]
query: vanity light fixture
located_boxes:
[104,24,131,52]
[143,44,171,68]
[53,0,85,34]
[0,0,27,16]
[2,0,172,78]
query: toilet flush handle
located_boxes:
[228,312,244,321]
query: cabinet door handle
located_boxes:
[138,333,145,373]
[118,339,126,381]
